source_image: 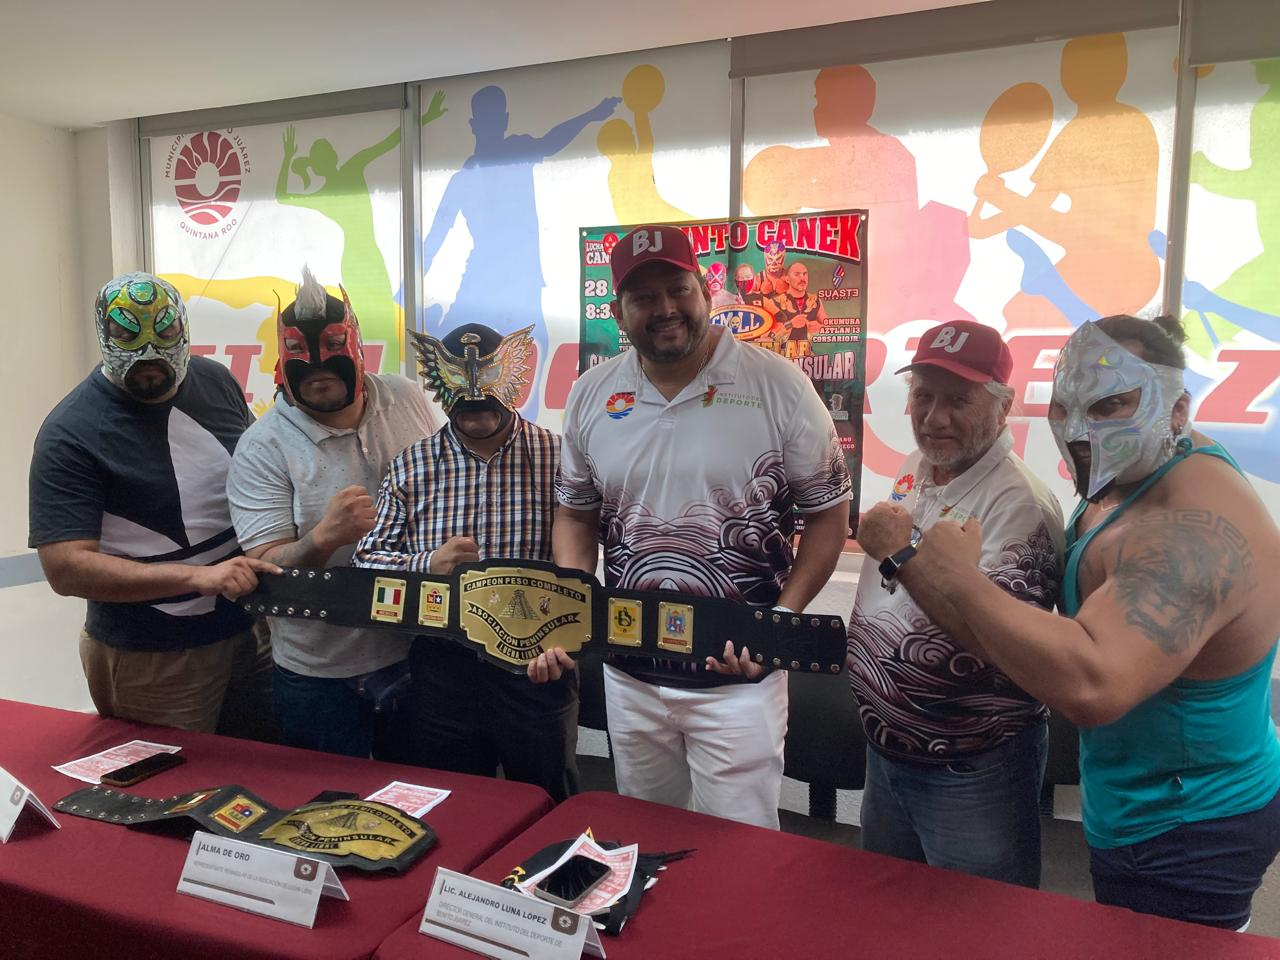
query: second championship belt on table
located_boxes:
[241,560,846,676]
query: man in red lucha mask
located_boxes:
[227,267,438,757]
[277,277,366,412]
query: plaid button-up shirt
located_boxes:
[354,418,559,571]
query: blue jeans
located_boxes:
[272,665,376,758]
[861,721,1048,888]
[1089,786,1280,930]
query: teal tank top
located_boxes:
[1062,440,1280,849]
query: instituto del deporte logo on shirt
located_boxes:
[161,130,251,239]
[605,392,635,419]
[701,386,762,410]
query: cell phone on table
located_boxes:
[532,854,612,909]
[100,752,186,787]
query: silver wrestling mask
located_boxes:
[1050,322,1187,501]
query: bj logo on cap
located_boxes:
[928,326,969,354]
[631,229,664,255]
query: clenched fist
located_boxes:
[856,502,915,561]
[429,536,480,575]
[314,484,377,552]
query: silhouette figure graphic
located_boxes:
[422,85,620,416]
[277,91,448,366]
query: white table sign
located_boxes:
[0,766,60,842]
[420,867,605,959]
[177,830,348,928]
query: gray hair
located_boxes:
[903,370,1016,406]
[294,265,328,320]
[983,380,1016,405]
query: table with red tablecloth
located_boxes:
[0,698,554,960]
[373,790,1280,960]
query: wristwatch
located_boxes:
[878,527,923,595]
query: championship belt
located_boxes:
[54,784,435,873]
[240,559,846,676]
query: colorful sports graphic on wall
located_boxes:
[150,104,439,413]
[579,212,867,508]
[146,33,1280,518]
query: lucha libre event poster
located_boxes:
[579,212,868,516]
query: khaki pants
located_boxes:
[79,623,275,740]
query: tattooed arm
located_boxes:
[911,510,1254,727]
[245,485,377,568]
[228,432,376,570]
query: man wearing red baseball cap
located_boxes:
[845,319,1064,888]
[892,318,1014,383]
[529,223,852,830]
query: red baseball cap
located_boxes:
[895,321,1013,383]
[610,225,700,292]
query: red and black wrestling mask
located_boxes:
[276,266,365,412]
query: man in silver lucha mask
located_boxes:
[891,315,1280,931]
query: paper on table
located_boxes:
[364,780,451,818]
[53,740,182,784]
[516,832,638,917]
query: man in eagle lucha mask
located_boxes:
[227,267,436,757]
[903,315,1280,930]
[355,323,578,800]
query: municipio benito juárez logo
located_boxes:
[163,130,251,239]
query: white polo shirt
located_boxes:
[227,374,437,678]
[559,330,851,681]
[848,428,1065,762]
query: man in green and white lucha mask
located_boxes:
[29,272,278,735]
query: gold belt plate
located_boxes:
[457,565,593,665]
[258,801,428,861]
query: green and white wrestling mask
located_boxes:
[96,273,190,400]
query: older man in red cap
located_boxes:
[849,320,1064,887]
[528,224,852,829]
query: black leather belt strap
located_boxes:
[240,559,846,676]
[54,784,435,873]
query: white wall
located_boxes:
[76,120,143,320]
[0,114,87,554]
[0,113,131,711]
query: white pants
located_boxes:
[603,665,788,829]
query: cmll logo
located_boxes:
[163,130,251,239]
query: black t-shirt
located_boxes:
[29,357,255,651]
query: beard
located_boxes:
[288,359,356,412]
[299,393,349,413]
[1066,444,1116,503]
[123,361,176,400]
[634,315,707,365]
[917,403,1002,476]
